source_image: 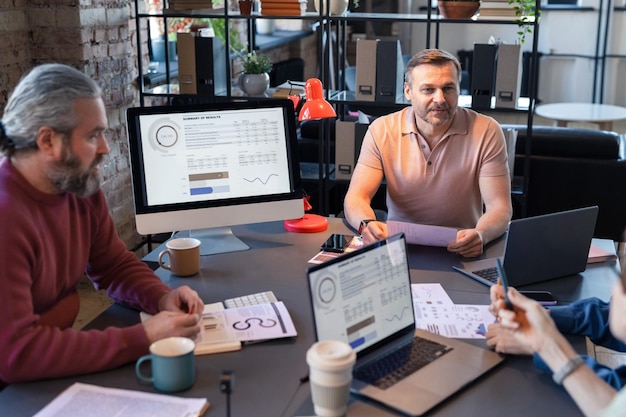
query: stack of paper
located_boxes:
[260,0,308,16]
[33,383,209,417]
[412,283,494,339]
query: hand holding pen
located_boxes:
[495,259,514,311]
[494,259,529,329]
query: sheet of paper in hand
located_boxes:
[387,220,458,247]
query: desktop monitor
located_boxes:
[126,99,304,255]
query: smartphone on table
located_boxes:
[321,234,354,253]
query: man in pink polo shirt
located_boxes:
[344,49,512,257]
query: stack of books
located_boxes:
[479,1,518,17]
[168,0,213,10]
[260,0,307,16]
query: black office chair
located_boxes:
[269,58,304,87]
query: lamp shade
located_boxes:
[298,78,337,121]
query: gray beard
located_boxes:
[48,146,102,198]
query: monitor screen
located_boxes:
[126,99,304,255]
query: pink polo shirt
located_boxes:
[357,106,509,229]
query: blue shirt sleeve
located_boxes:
[549,297,626,352]
[533,353,626,390]
[530,297,626,389]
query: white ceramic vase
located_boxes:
[256,19,276,35]
[315,0,349,15]
[238,73,270,96]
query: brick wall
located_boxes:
[0,0,317,252]
[0,2,31,104]
[0,0,144,250]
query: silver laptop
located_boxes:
[306,233,503,416]
[453,206,599,287]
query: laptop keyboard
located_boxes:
[473,267,500,284]
[354,335,453,390]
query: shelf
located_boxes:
[329,91,531,113]
[142,9,533,24]
[134,0,540,217]
[319,11,533,24]
[255,29,314,51]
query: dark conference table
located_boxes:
[0,218,619,416]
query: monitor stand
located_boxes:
[177,227,250,256]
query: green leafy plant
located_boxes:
[237,50,273,74]
[210,18,272,74]
[209,18,246,53]
[509,0,540,44]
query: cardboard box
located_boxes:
[335,120,369,180]
[495,43,522,109]
[177,32,227,96]
[355,39,378,102]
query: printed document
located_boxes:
[387,220,458,247]
[412,283,495,339]
[33,383,208,417]
[141,301,297,354]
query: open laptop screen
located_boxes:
[307,234,413,355]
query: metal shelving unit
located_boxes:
[133,0,541,217]
[315,4,541,217]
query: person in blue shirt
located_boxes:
[487,296,626,389]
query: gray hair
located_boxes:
[0,63,102,157]
[404,49,462,87]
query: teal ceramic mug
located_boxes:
[136,337,196,392]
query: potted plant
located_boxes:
[238,0,253,15]
[509,0,540,44]
[436,0,481,19]
[237,50,273,95]
[209,18,273,95]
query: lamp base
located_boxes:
[284,214,328,233]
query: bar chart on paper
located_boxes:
[412,283,494,339]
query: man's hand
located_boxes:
[143,311,202,343]
[360,221,388,245]
[158,285,204,315]
[486,322,534,355]
[447,229,483,257]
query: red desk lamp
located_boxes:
[284,78,336,233]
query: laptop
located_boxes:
[453,206,599,287]
[306,233,503,416]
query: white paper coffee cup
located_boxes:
[306,340,356,417]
